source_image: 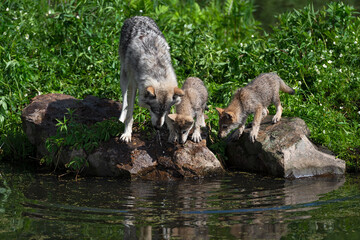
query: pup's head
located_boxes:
[216,107,238,138]
[142,86,185,129]
[167,114,194,144]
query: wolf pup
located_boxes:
[118,16,184,142]
[166,77,208,144]
[216,72,295,143]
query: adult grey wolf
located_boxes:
[118,16,184,142]
[166,77,208,144]
[216,72,295,142]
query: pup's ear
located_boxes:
[173,87,184,105]
[145,86,156,98]
[215,107,224,115]
[167,114,177,122]
[174,87,185,97]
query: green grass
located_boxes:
[1,0,359,171]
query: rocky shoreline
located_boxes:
[21,93,345,180]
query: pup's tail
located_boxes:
[279,78,295,95]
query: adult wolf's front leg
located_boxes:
[119,67,128,123]
[120,82,137,142]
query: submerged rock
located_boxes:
[21,93,224,180]
[225,116,346,178]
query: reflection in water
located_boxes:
[1,161,359,239]
[2,169,348,239]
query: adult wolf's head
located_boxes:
[216,107,239,138]
[167,114,194,144]
[141,86,185,129]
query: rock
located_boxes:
[225,116,345,178]
[21,93,224,180]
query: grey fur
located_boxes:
[118,16,184,142]
[216,72,295,143]
[166,77,208,144]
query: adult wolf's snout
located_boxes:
[153,124,162,130]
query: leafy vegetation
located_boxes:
[1,0,359,171]
[44,109,122,173]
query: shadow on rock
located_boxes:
[225,115,345,178]
[21,94,224,180]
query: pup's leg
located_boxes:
[166,117,177,143]
[119,67,129,123]
[231,115,247,140]
[272,95,283,123]
[120,81,137,142]
[199,104,207,127]
[192,111,204,143]
[249,106,263,143]
[262,107,269,119]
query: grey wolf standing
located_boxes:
[118,16,184,142]
[216,72,294,142]
[166,77,208,144]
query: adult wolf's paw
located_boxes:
[120,133,132,143]
[191,132,202,143]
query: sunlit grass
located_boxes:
[0,0,359,170]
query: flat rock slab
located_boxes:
[225,116,345,178]
[21,94,224,180]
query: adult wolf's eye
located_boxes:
[222,125,228,129]
[182,130,187,134]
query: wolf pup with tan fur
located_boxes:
[166,77,208,144]
[216,72,295,143]
[118,16,184,142]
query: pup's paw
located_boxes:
[120,133,132,143]
[191,132,202,143]
[272,115,281,123]
[230,128,242,140]
[249,131,257,143]
[262,108,269,117]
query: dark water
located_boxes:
[1,162,360,239]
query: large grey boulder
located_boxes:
[21,94,224,180]
[225,116,345,178]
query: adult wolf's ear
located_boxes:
[173,87,185,105]
[145,86,156,99]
